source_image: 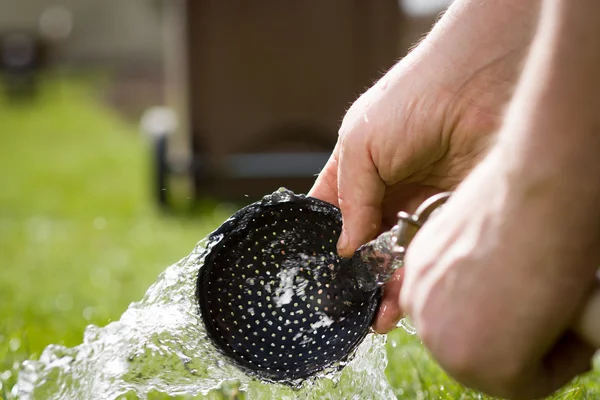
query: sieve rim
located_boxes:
[196,190,381,385]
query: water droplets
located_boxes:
[12,189,395,400]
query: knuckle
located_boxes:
[337,124,358,148]
[338,107,371,143]
[338,110,357,139]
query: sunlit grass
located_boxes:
[0,76,234,398]
[0,76,598,399]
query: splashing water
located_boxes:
[8,236,398,399]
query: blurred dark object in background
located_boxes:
[146,0,408,209]
[0,0,451,211]
[0,5,73,102]
[0,31,48,101]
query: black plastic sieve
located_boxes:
[197,188,450,384]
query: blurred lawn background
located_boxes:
[0,75,236,397]
[0,76,599,400]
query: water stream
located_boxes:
[8,235,398,399]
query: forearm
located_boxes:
[402,0,541,93]
[497,0,600,262]
[502,0,600,169]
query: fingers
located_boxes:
[336,133,386,258]
[308,144,340,207]
[372,268,405,333]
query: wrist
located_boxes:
[389,0,540,137]
[414,0,540,94]
[492,118,600,266]
[496,0,600,209]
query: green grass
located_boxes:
[0,76,598,399]
[0,76,234,398]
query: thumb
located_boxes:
[336,134,386,258]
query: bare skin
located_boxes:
[309,0,540,333]
[402,1,600,397]
[311,0,600,398]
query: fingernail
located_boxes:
[337,228,349,253]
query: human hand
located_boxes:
[400,144,597,399]
[400,0,600,395]
[309,0,540,332]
